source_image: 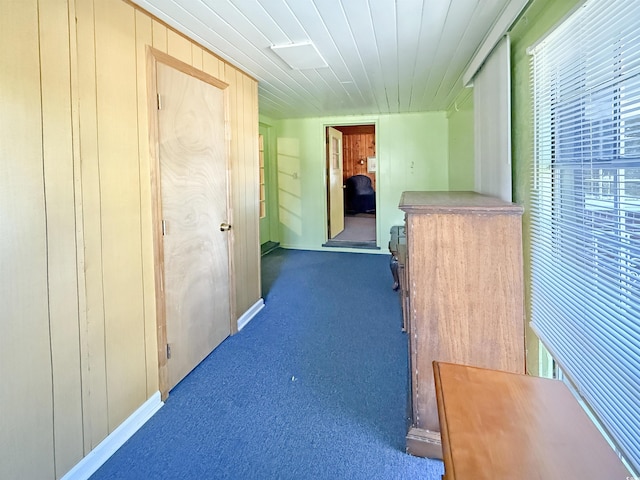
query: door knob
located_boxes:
[220,222,232,232]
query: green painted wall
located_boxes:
[510,0,583,374]
[447,89,475,190]
[272,112,449,252]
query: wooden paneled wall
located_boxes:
[336,125,376,188]
[1,2,59,478]
[0,0,260,478]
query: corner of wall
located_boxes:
[446,89,475,191]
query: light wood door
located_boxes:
[157,62,231,390]
[327,126,344,238]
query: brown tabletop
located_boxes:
[433,361,630,480]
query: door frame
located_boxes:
[259,122,279,246]
[326,126,345,239]
[322,121,379,245]
[147,47,235,399]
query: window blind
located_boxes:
[530,0,640,471]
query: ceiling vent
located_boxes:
[270,42,327,70]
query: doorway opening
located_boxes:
[323,124,378,250]
[258,124,280,256]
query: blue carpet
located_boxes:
[90,248,444,479]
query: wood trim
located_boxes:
[134,9,158,401]
[148,47,228,90]
[147,46,235,398]
[223,74,237,334]
[146,46,168,400]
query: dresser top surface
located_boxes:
[434,362,629,480]
[399,191,523,215]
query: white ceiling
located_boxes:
[132,0,521,119]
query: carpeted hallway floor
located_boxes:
[90,248,444,479]
[330,214,376,243]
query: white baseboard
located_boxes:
[62,391,163,480]
[237,298,264,331]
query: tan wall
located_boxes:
[0,0,260,478]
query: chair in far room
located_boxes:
[345,174,376,214]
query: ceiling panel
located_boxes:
[132,0,523,119]
[312,1,371,105]
[340,0,386,112]
[396,0,428,112]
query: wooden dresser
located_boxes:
[398,191,525,458]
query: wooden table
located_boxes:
[433,361,630,480]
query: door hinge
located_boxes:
[161,220,167,236]
[166,343,172,359]
[157,93,162,110]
